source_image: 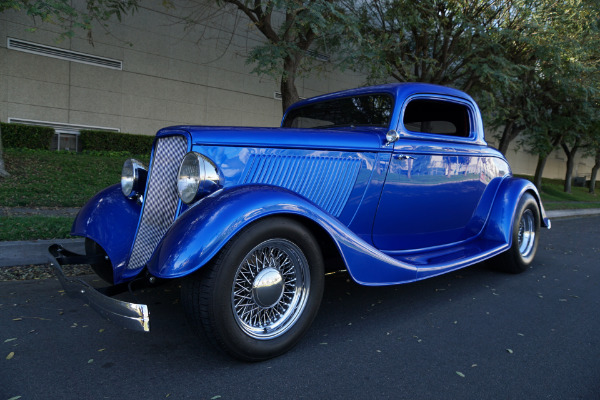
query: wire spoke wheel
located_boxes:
[232,239,310,339]
[182,217,324,361]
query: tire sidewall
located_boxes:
[509,193,540,271]
[208,217,324,361]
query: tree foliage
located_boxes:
[199,0,356,111]
[346,0,514,91]
[0,0,139,42]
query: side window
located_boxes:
[403,99,471,138]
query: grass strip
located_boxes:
[0,148,150,208]
[0,216,73,241]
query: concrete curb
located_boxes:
[545,208,600,219]
[1,209,599,268]
[0,238,85,268]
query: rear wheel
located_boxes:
[182,217,324,361]
[494,193,540,273]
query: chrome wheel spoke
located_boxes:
[231,239,310,340]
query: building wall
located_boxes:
[486,134,597,182]
[0,1,596,181]
[0,1,364,135]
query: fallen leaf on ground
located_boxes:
[456,371,465,378]
[6,352,15,360]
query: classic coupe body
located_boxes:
[49,83,550,360]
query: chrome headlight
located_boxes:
[121,159,147,198]
[177,152,220,204]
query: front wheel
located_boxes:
[182,217,324,361]
[493,193,540,273]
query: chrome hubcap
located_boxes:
[232,239,310,340]
[518,209,536,257]
[252,268,284,308]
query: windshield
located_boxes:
[283,94,394,129]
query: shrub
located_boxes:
[1,123,54,150]
[80,130,154,154]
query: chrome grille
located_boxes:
[127,135,188,271]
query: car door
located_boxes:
[372,96,505,252]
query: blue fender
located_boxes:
[147,185,418,285]
[71,184,141,283]
[483,177,550,245]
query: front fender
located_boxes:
[147,185,418,285]
[483,177,550,245]
[147,185,326,278]
[71,184,141,283]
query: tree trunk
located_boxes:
[280,56,300,114]
[561,141,580,194]
[497,121,520,155]
[534,155,548,190]
[0,123,10,178]
[589,151,600,194]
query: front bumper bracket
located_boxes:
[48,244,150,332]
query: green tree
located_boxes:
[516,0,600,191]
[193,0,355,112]
[0,0,138,42]
[347,0,513,91]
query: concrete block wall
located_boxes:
[0,0,364,136]
[486,133,597,182]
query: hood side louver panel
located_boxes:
[241,154,362,217]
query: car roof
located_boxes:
[286,83,475,111]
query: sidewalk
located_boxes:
[1,208,599,268]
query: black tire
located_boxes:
[493,193,540,273]
[182,217,324,361]
[85,238,114,285]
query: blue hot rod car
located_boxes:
[49,83,550,360]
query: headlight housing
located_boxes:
[121,159,148,198]
[177,152,220,204]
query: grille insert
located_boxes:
[127,136,188,271]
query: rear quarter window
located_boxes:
[403,99,471,138]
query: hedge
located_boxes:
[79,130,154,154]
[1,123,54,150]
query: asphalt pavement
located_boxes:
[1,214,599,399]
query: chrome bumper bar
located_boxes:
[48,244,150,332]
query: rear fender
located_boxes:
[483,177,550,245]
[71,184,141,283]
[147,185,418,285]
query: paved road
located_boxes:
[1,217,599,400]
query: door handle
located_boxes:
[395,154,415,160]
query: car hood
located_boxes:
[156,126,385,151]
